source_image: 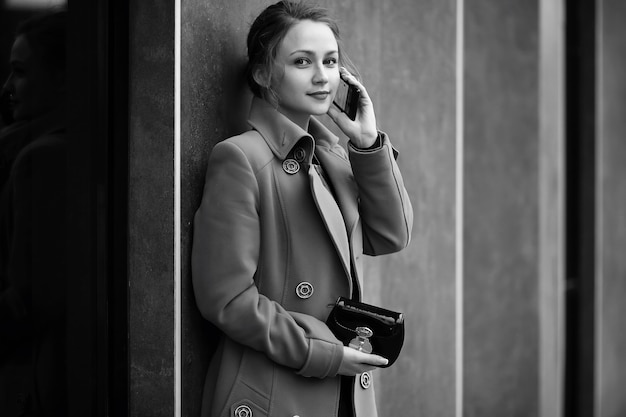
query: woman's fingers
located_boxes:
[338,346,389,376]
[339,67,366,96]
[354,350,388,367]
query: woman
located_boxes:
[192,2,413,417]
[0,10,68,417]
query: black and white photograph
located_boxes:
[0,1,624,416]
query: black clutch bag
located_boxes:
[326,297,405,368]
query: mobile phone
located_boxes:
[333,77,360,120]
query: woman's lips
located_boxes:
[308,91,330,100]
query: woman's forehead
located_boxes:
[10,35,33,65]
[279,20,338,56]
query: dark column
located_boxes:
[128,2,175,416]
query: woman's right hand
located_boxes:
[337,346,389,376]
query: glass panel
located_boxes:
[0,2,128,416]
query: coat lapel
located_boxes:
[314,147,360,237]
[308,163,352,279]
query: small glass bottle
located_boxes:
[349,326,373,354]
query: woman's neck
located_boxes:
[277,106,310,131]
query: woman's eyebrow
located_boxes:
[288,49,338,56]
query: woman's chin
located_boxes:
[311,103,332,116]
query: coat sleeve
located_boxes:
[191,141,343,379]
[348,132,413,255]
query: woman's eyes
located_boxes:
[10,64,26,75]
[293,57,338,67]
[294,57,312,66]
[9,68,25,78]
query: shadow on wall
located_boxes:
[181,3,262,417]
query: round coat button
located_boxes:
[360,371,372,389]
[283,159,300,174]
[234,404,252,417]
[293,147,306,162]
[295,282,314,299]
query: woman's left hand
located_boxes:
[327,67,378,149]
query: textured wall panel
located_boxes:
[598,1,626,416]
[464,1,540,416]
[374,1,457,417]
[181,3,260,417]
[128,2,175,416]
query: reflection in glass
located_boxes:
[0,6,68,416]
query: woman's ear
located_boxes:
[252,67,270,89]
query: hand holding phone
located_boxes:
[333,77,360,120]
[328,68,378,148]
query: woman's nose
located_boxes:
[312,64,328,84]
[2,73,14,93]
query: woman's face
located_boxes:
[3,35,60,121]
[271,19,340,127]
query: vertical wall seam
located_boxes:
[595,1,604,416]
[174,0,182,415]
[456,0,464,416]
[539,1,566,415]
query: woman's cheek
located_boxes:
[329,73,340,91]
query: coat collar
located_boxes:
[247,97,339,161]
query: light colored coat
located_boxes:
[192,97,413,417]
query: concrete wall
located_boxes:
[374,2,458,416]
[181,4,257,417]
[598,1,626,416]
[463,1,541,416]
[128,2,175,416]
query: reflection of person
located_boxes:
[0,10,67,417]
[192,2,413,417]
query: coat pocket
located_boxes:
[220,348,271,417]
[225,380,269,417]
